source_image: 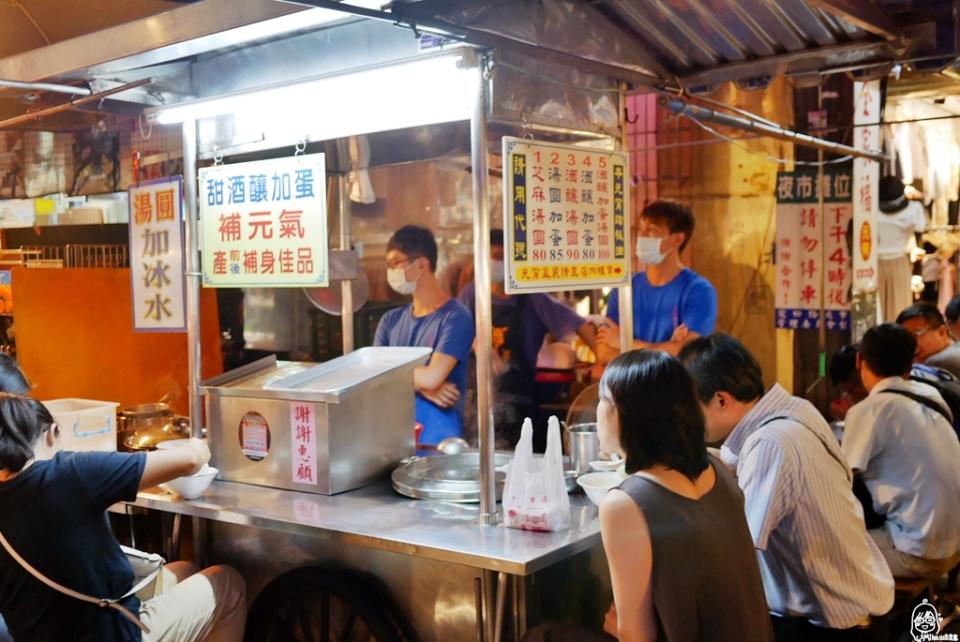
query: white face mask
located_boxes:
[490,260,505,284]
[636,236,667,265]
[387,266,417,295]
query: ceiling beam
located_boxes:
[679,40,894,87]
[807,0,901,41]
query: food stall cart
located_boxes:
[0,2,634,639]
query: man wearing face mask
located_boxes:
[374,225,475,446]
[598,200,717,358]
[457,230,598,446]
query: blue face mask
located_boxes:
[636,236,666,265]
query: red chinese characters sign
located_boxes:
[775,168,852,331]
[128,177,186,332]
[290,402,317,486]
[199,154,328,287]
[502,138,630,294]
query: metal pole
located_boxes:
[0,78,150,130]
[618,83,634,351]
[339,176,354,353]
[182,120,203,436]
[472,58,497,526]
[664,98,887,163]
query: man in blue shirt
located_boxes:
[374,225,475,446]
[458,230,597,445]
[598,200,717,359]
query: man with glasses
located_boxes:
[896,302,960,378]
[374,225,475,447]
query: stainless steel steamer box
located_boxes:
[202,347,431,495]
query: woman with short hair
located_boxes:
[525,350,772,642]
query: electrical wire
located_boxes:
[685,115,854,167]
[494,60,621,95]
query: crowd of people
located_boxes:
[2,193,958,641]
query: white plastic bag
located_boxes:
[503,416,571,532]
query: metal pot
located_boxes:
[564,422,599,475]
[119,402,174,432]
[121,415,191,451]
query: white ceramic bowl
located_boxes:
[155,438,202,450]
[588,458,621,473]
[577,472,623,506]
[160,465,218,500]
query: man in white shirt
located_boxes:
[679,334,893,641]
[843,323,960,580]
[896,302,960,379]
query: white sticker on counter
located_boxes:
[239,411,271,461]
[291,403,318,485]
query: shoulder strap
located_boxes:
[0,530,153,633]
[879,388,953,425]
[758,415,851,482]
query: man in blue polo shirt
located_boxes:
[374,225,475,446]
[598,200,717,359]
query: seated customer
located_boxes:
[0,395,246,641]
[828,344,868,421]
[844,323,960,580]
[525,350,772,642]
[896,302,960,378]
[946,294,960,340]
[679,334,894,641]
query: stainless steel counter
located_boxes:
[116,480,602,575]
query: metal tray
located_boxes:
[391,452,579,503]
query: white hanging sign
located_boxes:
[128,177,186,332]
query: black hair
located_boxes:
[678,333,765,404]
[600,350,709,479]
[387,225,438,272]
[947,295,960,324]
[490,229,504,247]
[860,323,915,378]
[640,200,696,252]
[0,394,54,472]
[829,344,860,386]
[896,302,945,327]
[0,354,31,395]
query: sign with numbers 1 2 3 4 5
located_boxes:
[199,154,328,288]
[502,137,630,294]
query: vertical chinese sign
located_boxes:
[290,402,317,486]
[129,177,186,332]
[502,138,630,294]
[775,167,853,331]
[199,154,327,287]
[852,80,881,340]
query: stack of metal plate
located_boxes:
[391,452,579,503]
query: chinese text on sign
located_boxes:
[128,177,186,332]
[775,167,852,331]
[199,154,328,288]
[502,138,630,294]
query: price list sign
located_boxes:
[502,138,630,294]
[775,167,853,331]
[199,154,328,288]
[128,177,186,332]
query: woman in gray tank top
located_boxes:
[524,350,772,642]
